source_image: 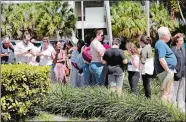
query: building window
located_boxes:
[84,1,104,7]
[77,16,85,21]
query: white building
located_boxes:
[68,1,117,42]
[68,1,107,40]
[3,1,117,43]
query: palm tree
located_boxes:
[177,0,185,24]
[111,1,146,42]
[37,1,76,40]
[1,1,76,40]
[150,3,179,41]
[1,3,17,39]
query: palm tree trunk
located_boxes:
[157,0,159,5]
[177,0,186,24]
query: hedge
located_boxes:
[1,64,51,122]
[43,82,185,121]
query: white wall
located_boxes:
[76,21,106,29]
[68,1,75,10]
[85,7,105,22]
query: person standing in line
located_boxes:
[62,42,70,78]
[89,29,106,85]
[14,32,36,64]
[1,37,15,64]
[29,37,40,66]
[171,33,185,113]
[51,42,67,83]
[66,41,74,73]
[102,38,128,95]
[82,34,96,86]
[70,40,85,87]
[126,42,140,95]
[139,35,154,98]
[154,27,177,103]
[36,37,54,66]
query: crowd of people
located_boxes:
[1,27,185,113]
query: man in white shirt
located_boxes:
[14,32,36,64]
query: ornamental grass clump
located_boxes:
[43,82,185,121]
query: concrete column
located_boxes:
[81,1,84,41]
[145,1,150,36]
[105,1,113,46]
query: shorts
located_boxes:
[108,73,124,88]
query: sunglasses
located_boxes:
[43,40,48,42]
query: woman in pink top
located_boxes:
[51,42,67,84]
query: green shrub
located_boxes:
[1,64,51,122]
[43,83,184,121]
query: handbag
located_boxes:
[36,56,40,63]
[65,61,70,76]
[141,58,154,75]
[36,47,42,63]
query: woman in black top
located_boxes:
[171,33,185,113]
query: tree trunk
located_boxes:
[157,0,159,5]
[177,0,186,24]
[170,8,175,21]
[56,30,60,41]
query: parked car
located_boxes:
[4,39,68,49]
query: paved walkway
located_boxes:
[27,111,69,121]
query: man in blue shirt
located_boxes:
[1,37,15,64]
[183,43,186,49]
[154,27,177,103]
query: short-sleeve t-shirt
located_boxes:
[39,46,55,66]
[103,48,126,75]
[90,39,106,62]
[154,40,177,73]
[183,43,186,49]
[14,41,35,63]
[1,45,14,64]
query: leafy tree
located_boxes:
[159,0,185,23]
[111,1,179,43]
[1,1,76,40]
[1,4,17,39]
[150,3,179,41]
[36,1,76,40]
[111,1,146,41]
[1,3,39,39]
[176,0,185,24]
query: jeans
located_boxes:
[142,74,151,98]
[108,73,124,88]
[103,65,109,87]
[128,71,140,94]
[83,63,96,86]
[89,62,105,85]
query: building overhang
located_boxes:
[76,21,106,29]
